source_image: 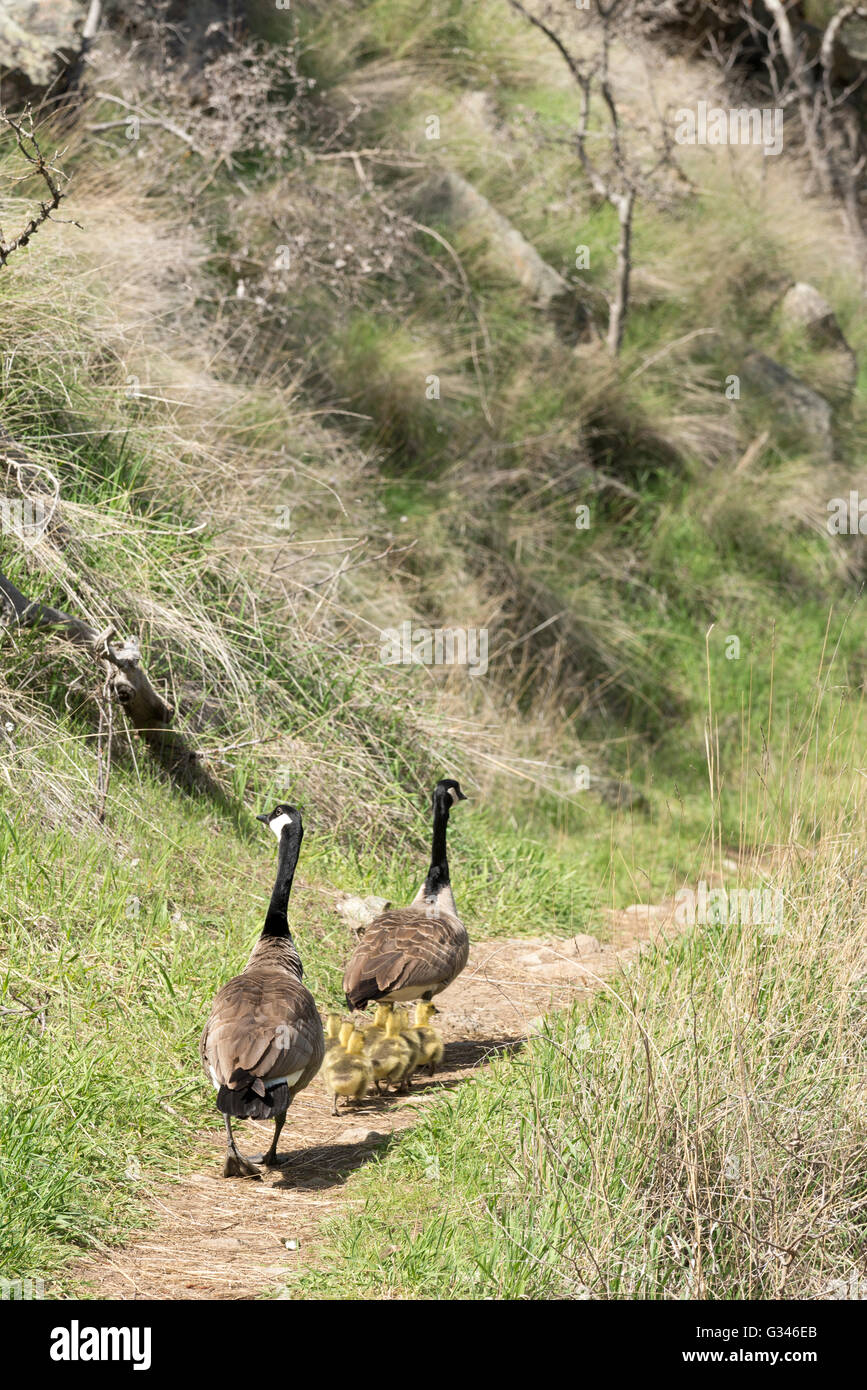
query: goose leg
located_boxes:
[259,1111,287,1167]
[222,1115,261,1180]
[249,1110,287,1167]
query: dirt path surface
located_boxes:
[68,907,674,1300]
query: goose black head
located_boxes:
[433,778,467,810]
[256,803,301,839]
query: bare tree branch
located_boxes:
[506,0,685,353]
[0,114,67,269]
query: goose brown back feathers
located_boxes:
[343,779,469,1011]
[200,808,325,1120]
[343,905,469,1010]
[200,959,324,1106]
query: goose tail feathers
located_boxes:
[216,1070,290,1119]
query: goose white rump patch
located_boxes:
[382,985,428,1002]
[267,1069,303,1089]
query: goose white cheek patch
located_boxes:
[448,787,460,806]
[269,812,293,838]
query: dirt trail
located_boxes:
[68,906,675,1300]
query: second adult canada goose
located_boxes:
[200,805,325,1178]
[343,778,469,1012]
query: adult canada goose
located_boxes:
[343,778,469,1013]
[200,805,325,1178]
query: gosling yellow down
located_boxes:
[323,1028,370,1116]
[396,1006,423,1079]
[369,1009,413,1092]
[324,1013,343,1052]
[412,1000,444,1075]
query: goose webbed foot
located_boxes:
[223,1150,262,1179]
[222,1114,263,1179]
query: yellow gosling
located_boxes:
[324,1013,343,1052]
[338,1019,356,1049]
[323,1029,370,1116]
[413,1000,445,1076]
[369,1009,413,1092]
[361,1002,392,1056]
[396,1006,423,1083]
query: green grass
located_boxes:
[2,0,867,1298]
[287,820,867,1301]
[0,783,319,1277]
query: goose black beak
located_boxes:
[255,812,270,824]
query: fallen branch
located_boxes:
[0,991,48,1033]
[0,567,173,736]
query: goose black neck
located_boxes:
[422,793,450,900]
[262,820,303,938]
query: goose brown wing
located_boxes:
[201,969,324,1093]
[343,907,468,1008]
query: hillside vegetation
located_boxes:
[0,0,865,1298]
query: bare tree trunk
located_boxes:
[764,0,835,196]
[736,1,867,278]
[507,0,683,355]
[1,563,236,805]
[607,189,634,357]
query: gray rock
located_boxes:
[572,933,602,957]
[421,171,568,305]
[415,170,589,337]
[335,895,390,933]
[780,283,857,399]
[742,351,833,451]
[0,0,88,104]
[781,283,846,348]
[335,1126,387,1146]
